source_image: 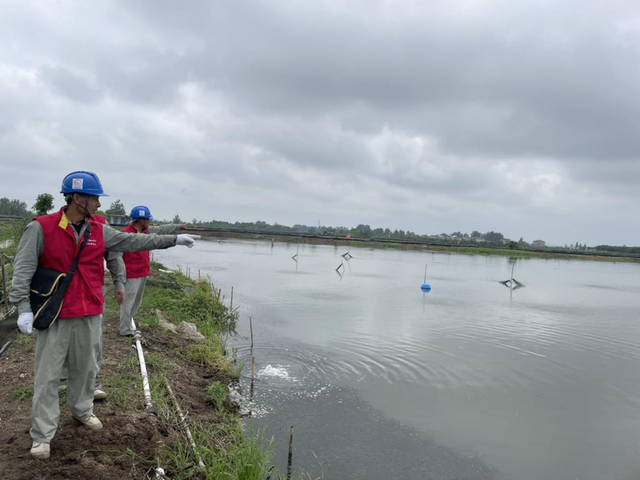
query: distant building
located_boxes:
[109,214,128,227]
[532,239,546,247]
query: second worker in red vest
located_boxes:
[118,205,185,336]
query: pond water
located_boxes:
[155,239,640,480]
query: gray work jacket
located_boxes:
[9,218,178,314]
[107,223,181,279]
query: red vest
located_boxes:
[36,208,106,318]
[122,223,151,278]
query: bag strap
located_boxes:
[55,225,91,296]
[65,227,91,281]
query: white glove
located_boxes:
[18,312,34,334]
[175,234,201,248]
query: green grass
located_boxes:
[137,279,233,331]
[145,352,169,374]
[0,219,28,305]
[10,387,33,400]
[205,381,227,410]
[12,332,35,352]
[102,353,141,409]
[164,421,316,480]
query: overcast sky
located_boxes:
[0,1,638,246]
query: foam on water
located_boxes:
[258,365,294,380]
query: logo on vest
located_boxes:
[87,238,98,247]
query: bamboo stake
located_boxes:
[166,382,205,469]
[286,426,294,480]
[230,286,234,310]
[251,356,255,379]
[220,305,240,323]
[249,316,254,349]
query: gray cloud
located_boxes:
[0,0,638,245]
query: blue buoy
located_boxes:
[420,265,431,291]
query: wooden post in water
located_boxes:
[198,269,201,280]
[230,287,234,310]
[250,356,255,401]
[423,264,428,284]
[286,426,294,480]
[250,356,256,400]
[250,316,254,349]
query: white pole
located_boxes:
[510,263,515,298]
[131,319,153,409]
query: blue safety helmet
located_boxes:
[130,205,153,220]
[60,171,108,196]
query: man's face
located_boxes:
[138,218,150,230]
[75,194,101,217]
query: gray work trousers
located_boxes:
[119,277,147,335]
[31,315,101,443]
[61,286,107,389]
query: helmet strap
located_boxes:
[71,194,92,220]
[83,196,93,219]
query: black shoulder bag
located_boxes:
[30,228,91,330]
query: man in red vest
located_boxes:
[118,205,184,336]
[9,171,199,460]
[59,212,125,400]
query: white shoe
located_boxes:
[30,442,50,460]
[74,414,103,430]
[94,389,107,400]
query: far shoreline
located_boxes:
[183,228,640,264]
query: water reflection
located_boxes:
[156,240,640,480]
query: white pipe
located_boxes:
[130,320,169,477]
[131,318,153,409]
[132,318,203,470]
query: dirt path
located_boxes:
[0,315,228,480]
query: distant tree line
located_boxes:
[0,197,32,217]
[3,195,637,255]
[593,245,640,255]
[183,219,516,246]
